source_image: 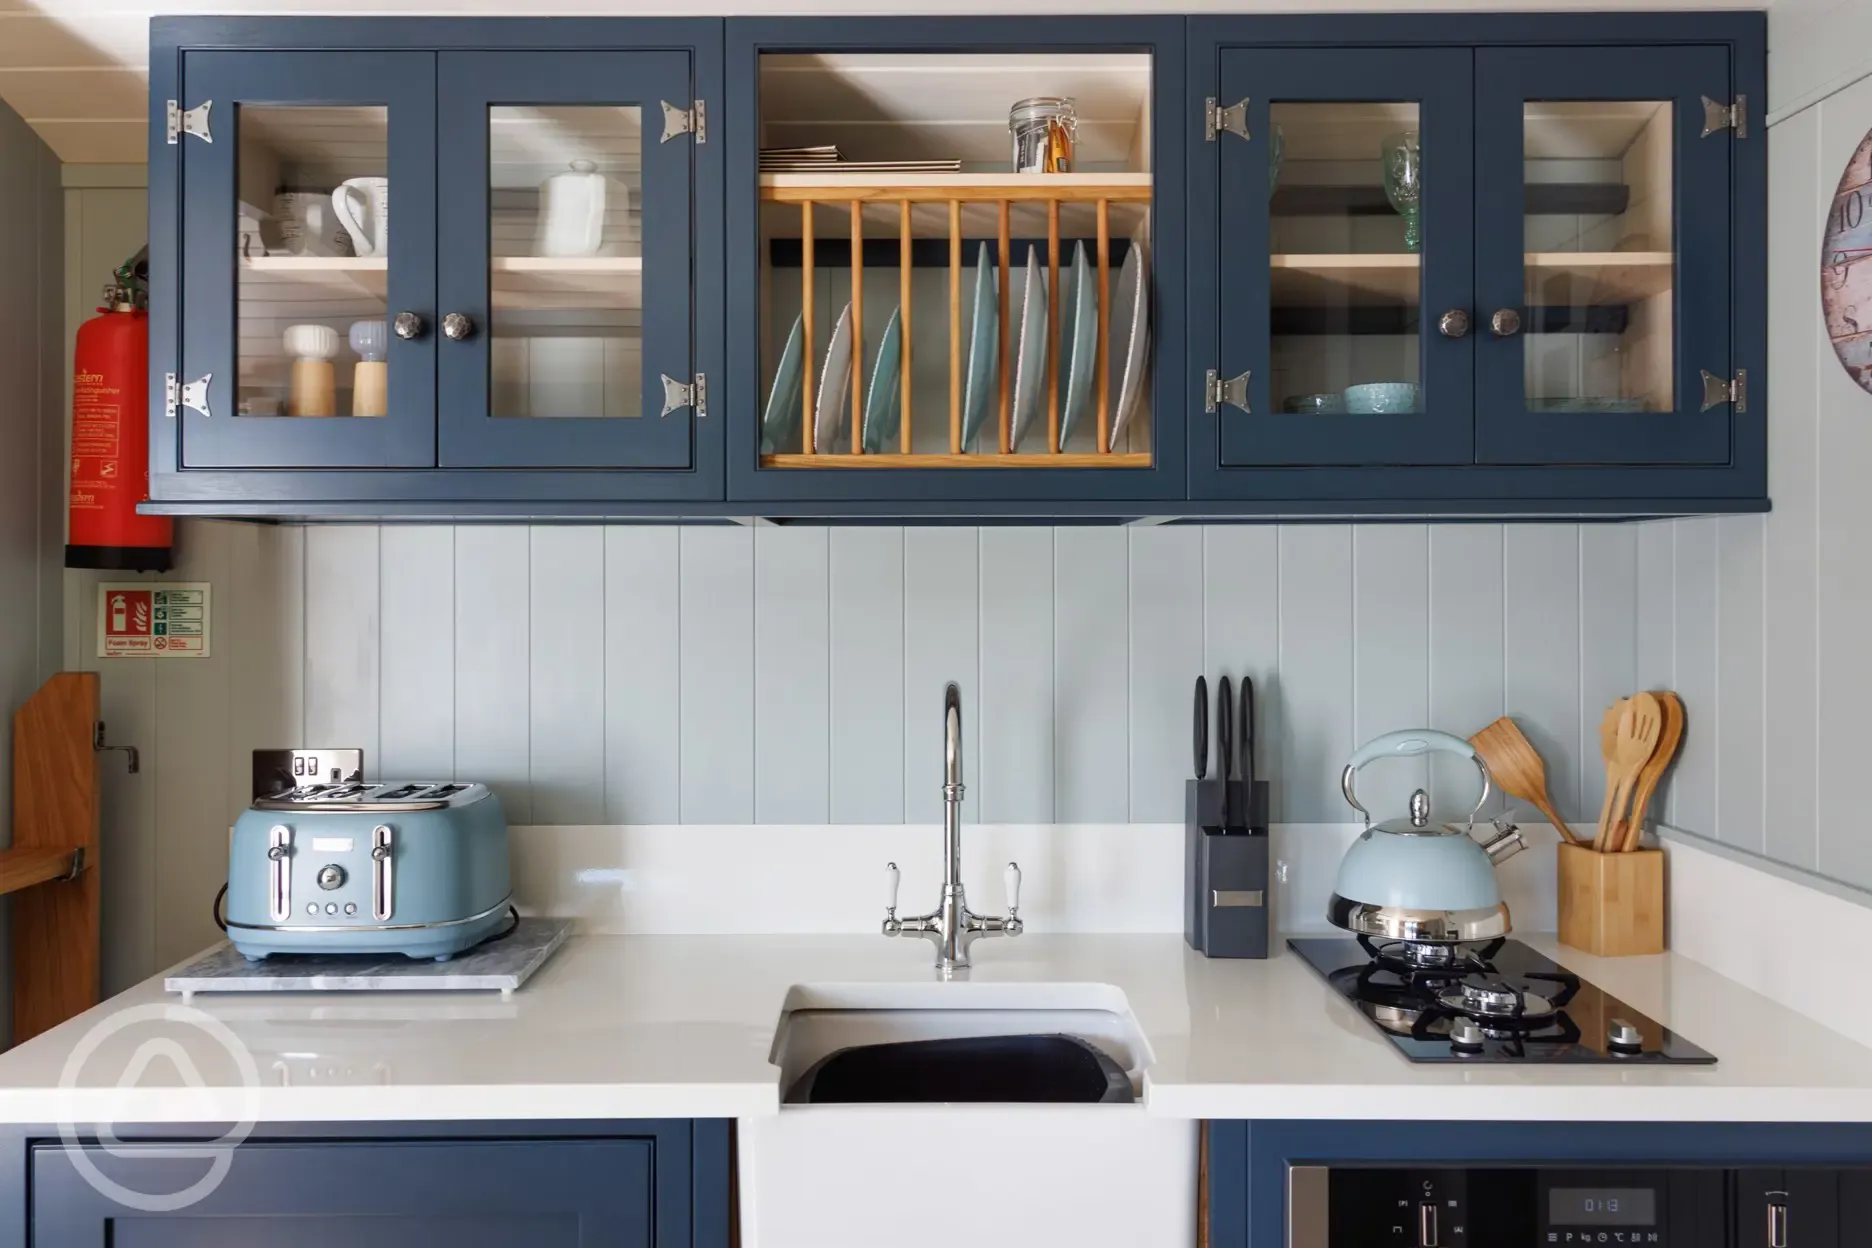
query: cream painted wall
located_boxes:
[1648,9,1872,897]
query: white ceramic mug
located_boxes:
[332,177,390,257]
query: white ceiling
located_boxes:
[1,0,1768,165]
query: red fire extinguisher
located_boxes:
[68,251,172,572]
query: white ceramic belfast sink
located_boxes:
[738,982,1196,1248]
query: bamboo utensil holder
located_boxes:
[1558,842,1663,957]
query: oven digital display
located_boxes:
[1549,1188,1657,1225]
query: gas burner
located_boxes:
[1289,936,1718,1065]
[1442,981,1557,1021]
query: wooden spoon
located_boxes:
[1620,691,1684,851]
[1595,693,1663,852]
[1595,698,1630,851]
[1468,717,1583,845]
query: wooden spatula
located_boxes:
[1619,691,1684,851]
[1469,717,1583,845]
[1595,693,1663,852]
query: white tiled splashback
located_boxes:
[73,519,1648,985]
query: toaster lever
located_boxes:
[371,824,394,922]
[267,824,292,922]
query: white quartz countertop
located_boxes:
[3,933,1870,1125]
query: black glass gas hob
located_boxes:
[1288,936,1717,1065]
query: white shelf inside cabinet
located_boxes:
[1268,250,1673,307]
[239,255,644,310]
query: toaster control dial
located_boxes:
[316,864,347,891]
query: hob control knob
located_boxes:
[1607,1018,1644,1052]
[1449,1017,1485,1051]
[316,864,347,891]
[1419,1200,1439,1247]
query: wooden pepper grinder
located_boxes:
[349,319,388,417]
[284,323,339,416]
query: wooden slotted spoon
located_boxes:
[1595,693,1664,852]
[1619,691,1684,851]
[1469,717,1583,845]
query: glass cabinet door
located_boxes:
[1214,48,1473,467]
[176,52,437,469]
[1474,46,1733,465]
[436,51,699,469]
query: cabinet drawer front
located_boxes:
[32,1139,655,1247]
[176,50,439,471]
[1474,44,1735,466]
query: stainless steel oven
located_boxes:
[1287,1164,1868,1247]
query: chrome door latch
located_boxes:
[166,99,213,144]
[164,372,213,419]
[1205,368,1252,413]
[1700,368,1747,413]
[1204,97,1250,142]
[660,372,707,418]
[661,99,706,144]
[1701,94,1747,139]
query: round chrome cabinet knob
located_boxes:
[442,312,476,341]
[1438,308,1470,338]
[1490,307,1523,337]
[1607,1018,1644,1052]
[392,311,426,340]
[316,864,347,891]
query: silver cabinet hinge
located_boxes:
[165,371,212,419]
[1700,368,1747,413]
[661,99,706,145]
[660,372,707,419]
[1204,368,1252,413]
[166,99,212,144]
[1204,96,1250,143]
[1700,94,1747,139]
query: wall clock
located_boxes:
[1824,128,1872,395]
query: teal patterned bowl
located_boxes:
[1344,382,1419,414]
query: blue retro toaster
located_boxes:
[225,779,512,961]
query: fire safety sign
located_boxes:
[97,583,212,658]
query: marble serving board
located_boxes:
[165,917,572,1002]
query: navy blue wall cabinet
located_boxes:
[1186,13,1766,511]
[148,18,726,507]
[1207,1120,1872,1248]
[724,16,1187,508]
[2,1119,730,1248]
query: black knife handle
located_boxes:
[1193,676,1208,780]
[1239,675,1257,803]
[1217,676,1233,782]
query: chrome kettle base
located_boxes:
[1327,894,1512,945]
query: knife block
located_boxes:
[1557,843,1664,957]
[1184,778,1270,959]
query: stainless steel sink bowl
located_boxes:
[785,1033,1136,1104]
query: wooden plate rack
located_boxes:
[759,174,1152,467]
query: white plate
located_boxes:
[1109,232,1150,451]
[814,303,853,453]
[1060,241,1098,450]
[1010,249,1048,450]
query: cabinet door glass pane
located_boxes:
[1270,102,1422,416]
[237,106,390,419]
[488,105,643,420]
[1522,101,1673,412]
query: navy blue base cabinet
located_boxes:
[144,13,1765,521]
[1206,1120,1872,1247]
[1,1120,729,1248]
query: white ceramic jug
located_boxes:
[536,160,606,257]
[332,177,390,257]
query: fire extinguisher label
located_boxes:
[97,583,211,658]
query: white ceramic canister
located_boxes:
[536,159,607,257]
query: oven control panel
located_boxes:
[1288,1168,1727,1248]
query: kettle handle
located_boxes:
[1340,730,1492,826]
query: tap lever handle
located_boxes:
[884,862,900,916]
[1005,862,1022,916]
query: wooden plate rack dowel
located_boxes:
[759,175,1151,468]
